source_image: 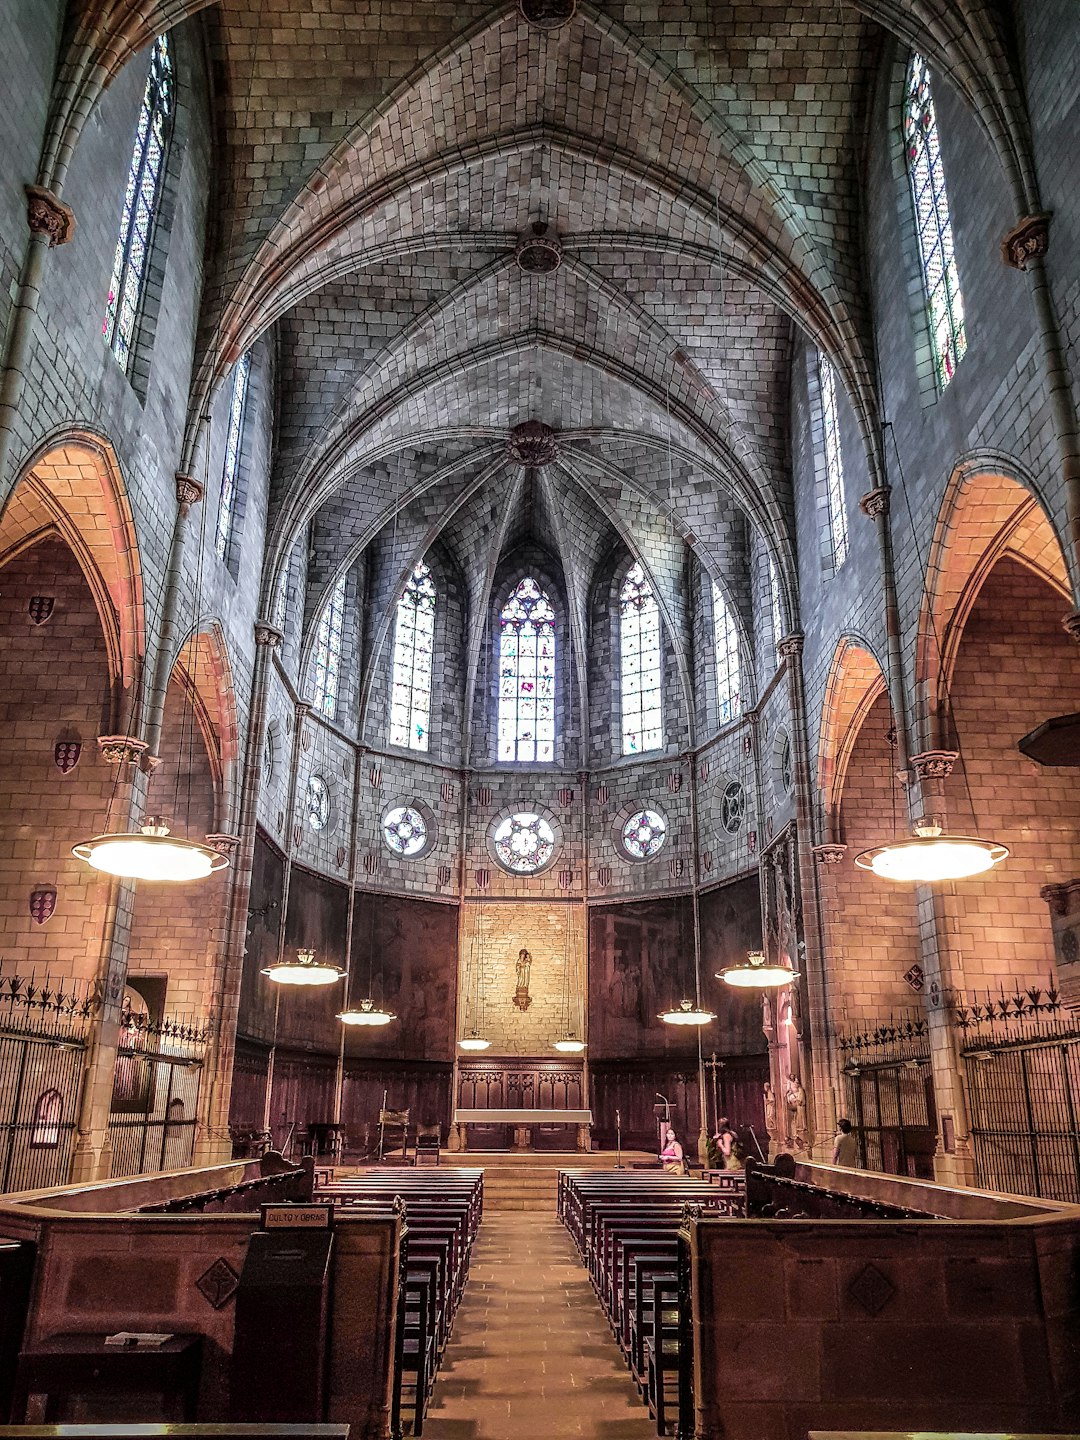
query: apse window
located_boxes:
[310,575,346,720]
[720,780,745,835]
[306,774,331,832]
[768,557,783,650]
[818,356,849,568]
[620,562,663,755]
[712,583,742,725]
[621,808,668,861]
[216,352,251,562]
[492,811,557,874]
[390,561,436,752]
[103,33,174,371]
[382,804,430,858]
[498,577,556,763]
[904,52,967,390]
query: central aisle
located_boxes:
[424,1210,658,1439]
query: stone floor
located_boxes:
[424,1210,657,1439]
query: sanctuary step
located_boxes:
[442,1151,657,1211]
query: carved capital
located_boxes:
[776,631,804,660]
[859,485,891,519]
[812,843,847,865]
[205,832,241,856]
[911,749,958,782]
[1041,882,1071,917]
[1063,610,1080,644]
[1001,212,1051,271]
[175,473,204,514]
[25,185,75,246]
[254,622,284,650]
[97,734,148,766]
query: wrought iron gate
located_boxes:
[843,1059,936,1178]
[965,1037,1080,1201]
[0,1032,85,1192]
[107,1054,201,1177]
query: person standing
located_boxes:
[660,1126,688,1175]
[832,1118,859,1167]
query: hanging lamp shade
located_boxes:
[659,998,716,1026]
[552,1033,587,1053]
[854,819,1008,883]
[458,1032,492,1051]
[73,818,228,883]
[338,997,396,1026]
[262,947,345,987]
[718,951,797,989]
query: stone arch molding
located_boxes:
[0,430,145,714]
[916,454,1072,754]
[172,622,242,835]
[817,634,890,834]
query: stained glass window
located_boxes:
[712,583,742,725]
[620,562,663,755]
[622,808,668,860]
[103,33,175,369]
[492,812,556,874]
[498,577,556,763]
[272,564,289,631]
[263,727,274,785]
[306,774,330,832]
[720,781,745,835]
[311,576,346,719]
[215,352,250,561]
[390,562,436,751]
[382,805,428,857]
[768,557,783,649]
[819,356,849,567]
[904,53,967,390]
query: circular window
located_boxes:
[491,811,557,874]
[306,774,331,832]
[382,804,429,858]
[775,730,794,797]
[621,808,668,861]
[720,780,745,835]
[263,728,275,785]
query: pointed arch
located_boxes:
[172,623,241,832]
[818,635,890,830]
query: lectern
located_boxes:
[653,1099,673,1154]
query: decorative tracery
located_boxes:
[492,812,556,873]
[621,808,668,860]
[619,562,663,755]
[819,357,848,568]
[712,583,742,725]
[311,576,346,719]
[903,53,967,390]
[498,578,556,763]
[390,562,436,751]
[215,352,250,561]
[103,33,174,369]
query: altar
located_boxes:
[452,1058,590,1151]
[451,1107,593,1151]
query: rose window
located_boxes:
[382,805,428,857]
[621,808,668,860]
[492,812,556,874]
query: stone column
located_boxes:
[682,751,711,1162]
[778,632,836,1157]
[142,473,206,762]
[0,188,75,507]
[195,622,282,1163]
[859,485,910,774]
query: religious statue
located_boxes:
[785,1076,808,1150]
[763,1081,777,1138]
[512,948,533,1011]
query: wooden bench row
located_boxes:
[316,1168,483,1437]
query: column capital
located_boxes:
[910,749,958,781]
[96,733,148,766]
[859,485,891,518]
[254,621,284,649]
[1001,211,1051,271]
[175,472,204,514]
[205,832,241,856]
[25,185,75,246]
[812,843,847,865]
[1063,610,1080,644]
[776,631,804,660]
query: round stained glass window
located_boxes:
[720,780,745,835]
[492,812,556,874]
[777,731,794,796]
[622,808,668,860]
[382,804,428,857]
[306,774,331,832]
[263,728,275,785]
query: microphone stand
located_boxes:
[614,1108,624,1169]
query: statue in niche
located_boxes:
[512,948,533,1011]
[785,1075,809,1151]
[763,1082,777,1139]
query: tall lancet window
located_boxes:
[215,352,250,561]
[498,577,556,763]
[311,575,346,719]
[390,561,436,751]
[819,356,849,568]
[768,557,783,649]
[103,33,175,369]
[904,53,967,389]
[712,582,742,725]
[620,561,663,755]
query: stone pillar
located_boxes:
[70,736,149,1182]
[142,473,206,762]
[195,622,282,1163]
[0,187,75,507]
[778,632,836,1157]
[859,485,910,774]
[682,750,711,1163]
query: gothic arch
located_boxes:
[172,623,241,833]
[817,635,890,833]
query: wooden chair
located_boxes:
[378,1107,411,1162]
[415,1124,441,1166]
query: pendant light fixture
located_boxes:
[459,896,491,1051]
[338,893,396,1025]
[552,902,586,1052]
[718,950,798,989]
[854,819,1008,883]
[262,946,345,987]
[659,894,715,1027]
